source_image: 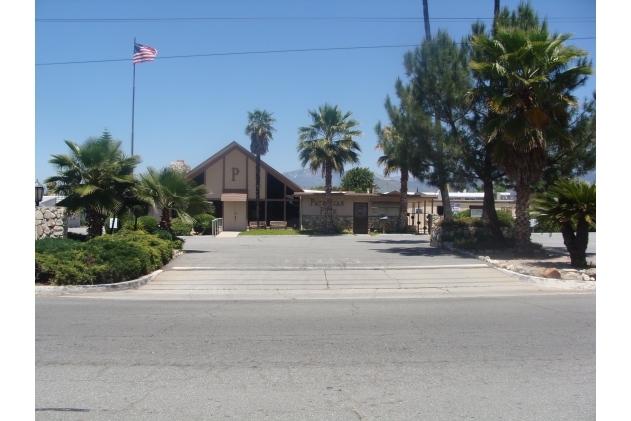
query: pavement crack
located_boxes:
[324,270,330,289]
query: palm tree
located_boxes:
[422,0,431,40]
[44,131,140,239]
[137,167,212,233]
[297,104,362,234]
[469,26,592,252]
[530,178,595,268]
[245,110,276,228]
[375,122,410,232]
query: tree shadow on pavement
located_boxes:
[370,247,471,258]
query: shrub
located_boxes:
[453,209,471,219]
[438,209,514,228]
[155,229,174,241]
[35,238,83,254]
[35,230,177,286]
[137,216,159,234]
[193,214,216,235]
[171,217,194,236]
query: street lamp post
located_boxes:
[35,180,44,206]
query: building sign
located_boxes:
[309,198,345,215]
[451,203,461,212]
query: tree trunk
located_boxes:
[482,177,504,243]
[562,219,589,268]
[256,154,261,228]
[160,207,172,232]
[514,179,532,252]
[439,183,453,222]
[422,0,431,41]
[87,209,105,239]
[398,169,409,232]
[324,163,334,234]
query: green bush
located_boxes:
[155,229,174,241]
[35,238,83,254]
[438,209,514,228]
[137,216,159,234]
[193,214,216,235]
[452,209,471,219]
[35,230,177,286]
[171,217,194,236]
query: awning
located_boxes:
[221,193,247,202]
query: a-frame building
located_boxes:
[186,142,303,231]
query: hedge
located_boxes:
[35,230,182,286]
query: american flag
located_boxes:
[133,43,158,64]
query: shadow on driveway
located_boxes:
[370,246,468,258]
[358,239,431,245]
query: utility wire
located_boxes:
[35,38,597,66]
[36,17,596,23]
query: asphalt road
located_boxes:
[530,232,596,260]
[36,295,595,420]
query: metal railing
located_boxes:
[211,218,223,237]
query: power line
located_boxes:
[35,38,597,66]
[36,16,596,23]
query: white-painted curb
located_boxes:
[35,270,163,296]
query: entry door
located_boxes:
[353,202,369,234]
[223,201,247,231]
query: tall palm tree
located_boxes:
[297,104,362,234]
[530,178,595,268]
[245,110,276,228]
[375,122,410,233]
[137,167,212,233]
[45,131,141,239]
[470,26,592,251]
[422,0,431,40]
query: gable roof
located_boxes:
[187,141,304,193]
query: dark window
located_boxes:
[437,206,444,216]
[191,172,204,187]
[286,186,295,196]
[267,201,284,223]
[286,200,300,228]
[209,200,222,218]
[266,173,285,199]
[248,200,265,222]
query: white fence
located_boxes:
[211,218,223,237]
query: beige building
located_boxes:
[186,142,304,231]
[187,142,516,233]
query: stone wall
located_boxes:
[301,215,417,233]
[302,215,353,232]
[368,216,401,232]
[36,206,68,240]
[430,225,515,248]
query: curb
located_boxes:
[35,270,163,296]
[494,267,596,290]
[451,249,596,291]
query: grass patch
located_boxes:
[239,229,303,236]
[238,229,350,236]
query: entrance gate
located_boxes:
[353,202,368,234]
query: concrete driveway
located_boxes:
[73,234,593,300]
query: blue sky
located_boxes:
[35,0,596,183]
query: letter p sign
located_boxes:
[231,167,240,181]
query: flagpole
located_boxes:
[131,37,136,156]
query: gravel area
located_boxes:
[462,249,596,281]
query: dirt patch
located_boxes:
[461,249,596,281]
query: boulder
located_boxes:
[542,268,562,279]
